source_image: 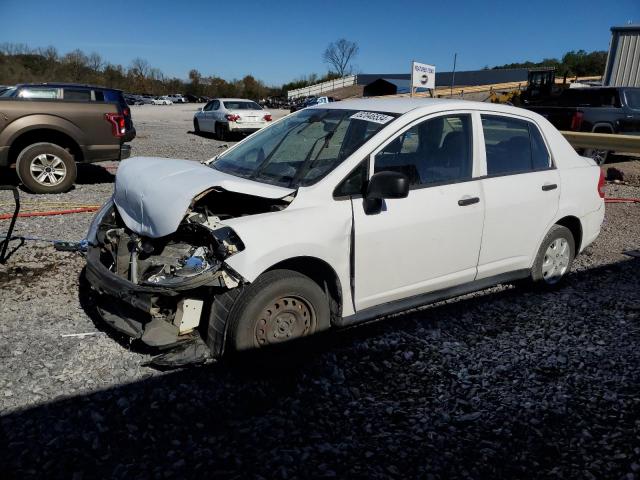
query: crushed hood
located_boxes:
[113,157,295,238]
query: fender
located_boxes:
[591,122,614,133]
[0,113,86,149]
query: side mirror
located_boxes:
[364,171,409,214]
[366,171,409,200]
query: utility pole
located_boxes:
[450,53,457,97]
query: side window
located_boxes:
[94,91,105,102]
[18,87,59,99]
[334,160,368,197]
[213,100,220,110]
[374,114,473,187]
[481,115,551,175]
[529,124,551,170]
[63,88,91,101]
[203,101,213,111]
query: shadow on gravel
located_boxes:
[0,163,115,190]
[4,257,640,479]
[75,163,115,185]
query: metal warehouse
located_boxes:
[604,25,640,87]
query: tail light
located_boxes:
[597,169,606,199]
[105,113,126,137]
[263,114,272,121]
[570,111,584,130]
[226,114,240,122]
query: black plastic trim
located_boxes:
[335,269,530,327]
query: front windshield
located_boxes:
[211,108,399,188]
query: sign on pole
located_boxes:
[411,61,436,96]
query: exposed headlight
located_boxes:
[86,199,115,245]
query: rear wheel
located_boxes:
[223,269,331,352]
[530,225,575,287]
[583,148,609,165]
[215,122,227,141]
[16,142,76,194]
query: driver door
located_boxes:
[352,112,485,311]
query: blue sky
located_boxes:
[1,0,638,86]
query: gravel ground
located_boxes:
[1,108,639,479]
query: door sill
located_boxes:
[335,269,530,327]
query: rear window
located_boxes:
[222,101,262,110]
[559,89,620,108]
[482,115,551,175]
[64,88,91,101]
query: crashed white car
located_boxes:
[85,98,605,366]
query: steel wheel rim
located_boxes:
[254,295,316,346]
[542,237,570,284]
[29,154,66,186]
[590,149,607,165]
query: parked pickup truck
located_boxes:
[525,87,640,164]
[0,83,135,193]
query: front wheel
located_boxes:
[16,142,77,194]
[530,225,575,287]
[193,118,200,133]
[224,269,331,352]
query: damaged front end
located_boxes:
[85,187,292,366]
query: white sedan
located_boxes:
[152,96,173,105]
[193,98,272,140]
[86,98,604,364]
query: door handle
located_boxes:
[458,196,480,206]
[542,183,558,191]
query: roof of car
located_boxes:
[216,98,258,102]
[15,82,122,92]
[307,97,538,116]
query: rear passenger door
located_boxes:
[353,112,485,310]
[477,114,560,279]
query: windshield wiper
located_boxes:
[290,115,346,187]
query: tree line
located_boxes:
[490,50,608,79]
[1,42,609,100]
[0,43,281,99]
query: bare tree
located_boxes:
[322,39,359,77]
[129,57,150,78]
[87,52,103,72]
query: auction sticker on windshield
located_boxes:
[350,111,395,124]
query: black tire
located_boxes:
[16,142,77,194]
[193,118,200,133]
[217,269,331,353]
[215,122,226,141]
[530,225,575,287]
[583,148,609,165]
